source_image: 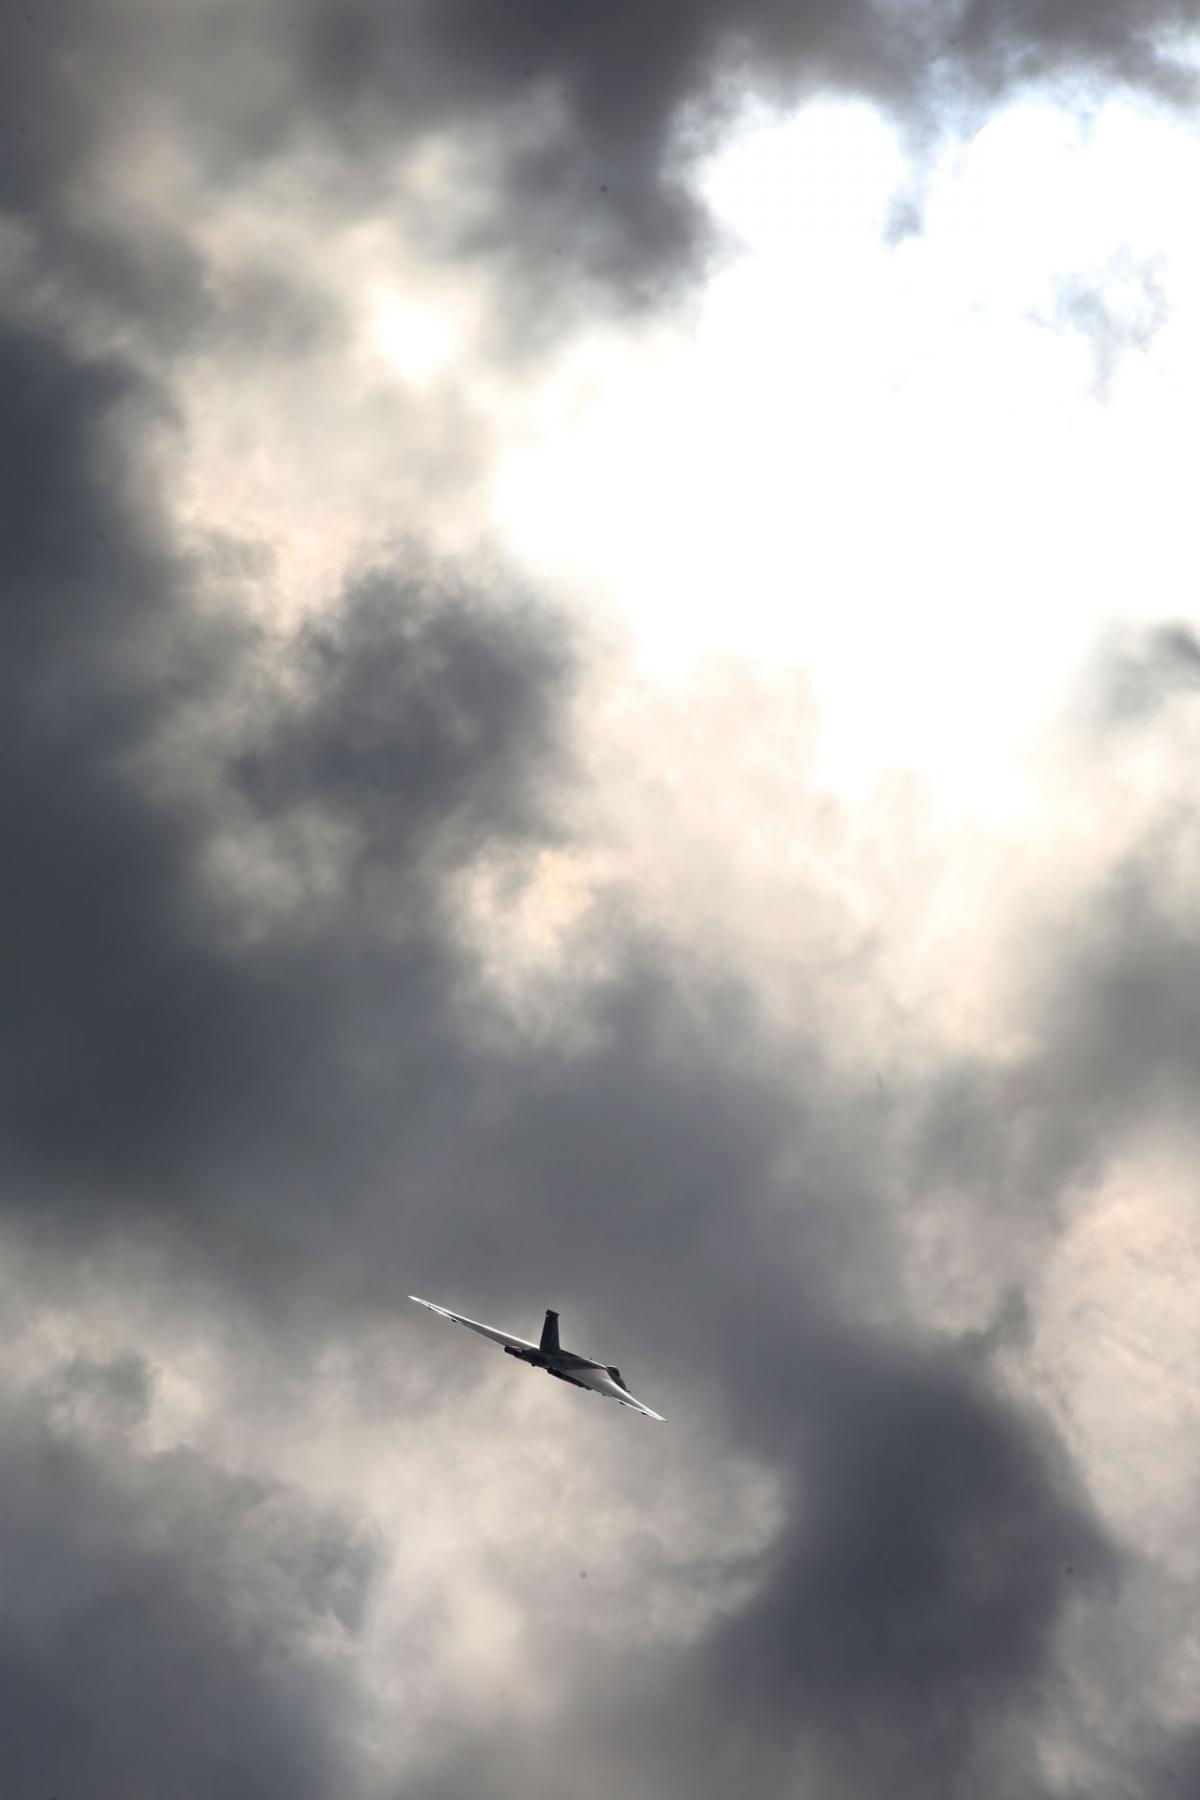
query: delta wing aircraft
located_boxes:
[409,1296,665,1421]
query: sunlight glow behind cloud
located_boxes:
[493,93,1200,811]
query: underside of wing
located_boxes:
[591,1370,665,1421]
[409,1295,539,1353]
[559,1362,666,1421]
[613,1391,666,1422]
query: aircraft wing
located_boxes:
[613,1391,666,1422]
[581,1365,666,1422]
[409,1295,540,1353]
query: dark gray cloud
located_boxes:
[0,321,252,1195]
[235,574,570,880]
[1,2,91,215]
[1151,1726,1200,1796]
[1024,826,1200,1144]
[404,1344,1114,1799]
[949,0,1200,99]
[0,1353,377,1800]
[698,1346,1112,1797]
[0,316,571,1221]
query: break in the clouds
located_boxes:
[3,2,1200,1798]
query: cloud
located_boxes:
[403,1342,1116,1799]
[1049,251,1170,397]
[948,0,1200,99]
[1028,823,1200,1142]
[10,0,1200,329]
[0,1352,378,1800]
[697,1344,1113,1796]
[275,0,1200,300]
[0,315,574,1223]
[5,5,1200,1795]
[1100,621,1200,723]
[234,571,571,882]
[2,309,1194,1795]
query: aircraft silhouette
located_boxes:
[410,1296,665,1421]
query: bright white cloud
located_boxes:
[492,92,1200,817]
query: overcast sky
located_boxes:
[4,3,1200,1796]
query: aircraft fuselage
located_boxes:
[504,1343,632,1402]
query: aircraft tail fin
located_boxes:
[540,1309,560,1355]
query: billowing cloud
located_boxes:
[8,0,1200,319]
[0,308,1185,1785]
[0,1349,377,1800]
[0,316,575,1224]
[3,1,1200,1796]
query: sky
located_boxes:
[3,3,1200,1796]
